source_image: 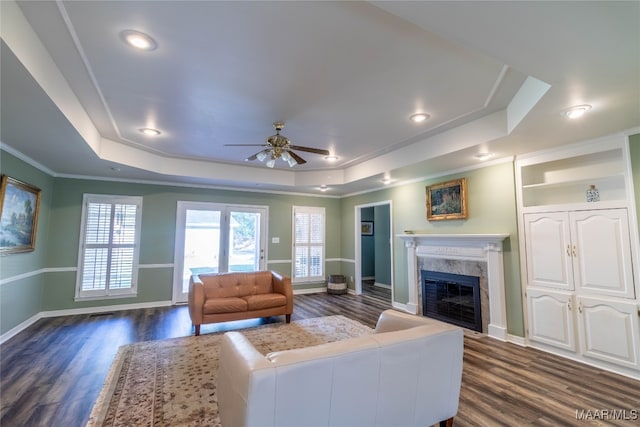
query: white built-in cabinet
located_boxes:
[516,134,640,378]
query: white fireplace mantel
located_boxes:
[397,233,510,340]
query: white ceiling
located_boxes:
[1,1,638,196]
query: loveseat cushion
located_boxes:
[242,293,287,310]
[202,271,274,298]
[203,297,248,314]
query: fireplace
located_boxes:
[422,270,482,332]
[397,233,509,340]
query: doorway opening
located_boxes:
[354,201,393,304]
[172,202,267,304]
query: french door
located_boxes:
[173,202,267,303]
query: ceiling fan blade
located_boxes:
[287,150,307,165]
[224,144,268,147]
[289,145,330,156]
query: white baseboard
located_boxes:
[0,300,173,345]
[391,301,418,314]
[506,334,527,346]
[293,287,327,295]
[0,312,43,345]
[38,300,173,318]
[373,282,391,289]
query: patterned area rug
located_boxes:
[87,316,373,426]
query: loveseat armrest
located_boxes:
[218,332,275,427]
[188,275,205,326]
[271,271,293,315]
[374,309,448,333]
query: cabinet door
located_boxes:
[527,288,577,351]
[524,213,574,290]
[577,296,640,370]
[571,209,635,299]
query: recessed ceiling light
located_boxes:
[474,152,494,160]
[381,178,391,185]
[110,166,121,172]
[324,155,339,162]
[319,185,329,192]
[564,104,591,119]
[139,127,161,136]
[409,113,430,123]
[121,30,157,51]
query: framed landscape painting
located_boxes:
[426,178,467,221]
[0,175,41,254]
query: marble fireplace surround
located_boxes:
[397,234,509,341]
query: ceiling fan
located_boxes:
[225,121,330,168]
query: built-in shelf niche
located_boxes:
[519,147,626,208]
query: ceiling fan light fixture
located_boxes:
[121,30,157,51]
[266,158,276,168]
[281,151,297,167]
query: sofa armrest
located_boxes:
[218,332,275,427]
[374,309,446,333]
[271,271,293,313]
[188,275,205,325]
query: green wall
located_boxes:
[0,151,53,333]
[2,132,640,337]
[41,178,342,310]
[340,161,524,335]
[374,204,391,285]
[0,151,342,334]
[360,207,375,277]
[359,205,391,285]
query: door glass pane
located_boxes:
[182,209,221,293]
[229,211,261,272]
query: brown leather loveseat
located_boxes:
[188,270,293,336]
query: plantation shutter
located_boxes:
[76,195,142,299]
[293,206,325,282]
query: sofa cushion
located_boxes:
[203,297,248,314]
[202,271,274,298]
[242,293,287,310]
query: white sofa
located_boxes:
[218,309,464,427]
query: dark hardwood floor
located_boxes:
[1,292,639,426]
[362,279,392,302]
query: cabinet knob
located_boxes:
[578,301,583,314]
[572,245,577,257]
[566,245,571,257]
[567,300,572,311]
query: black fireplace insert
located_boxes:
[421,270,482,332]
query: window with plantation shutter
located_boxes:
[292,206,325,283]
[75,194,142,300]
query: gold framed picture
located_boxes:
[0,175,41,254]
[361,221,374,236]
[426,178,467,221]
